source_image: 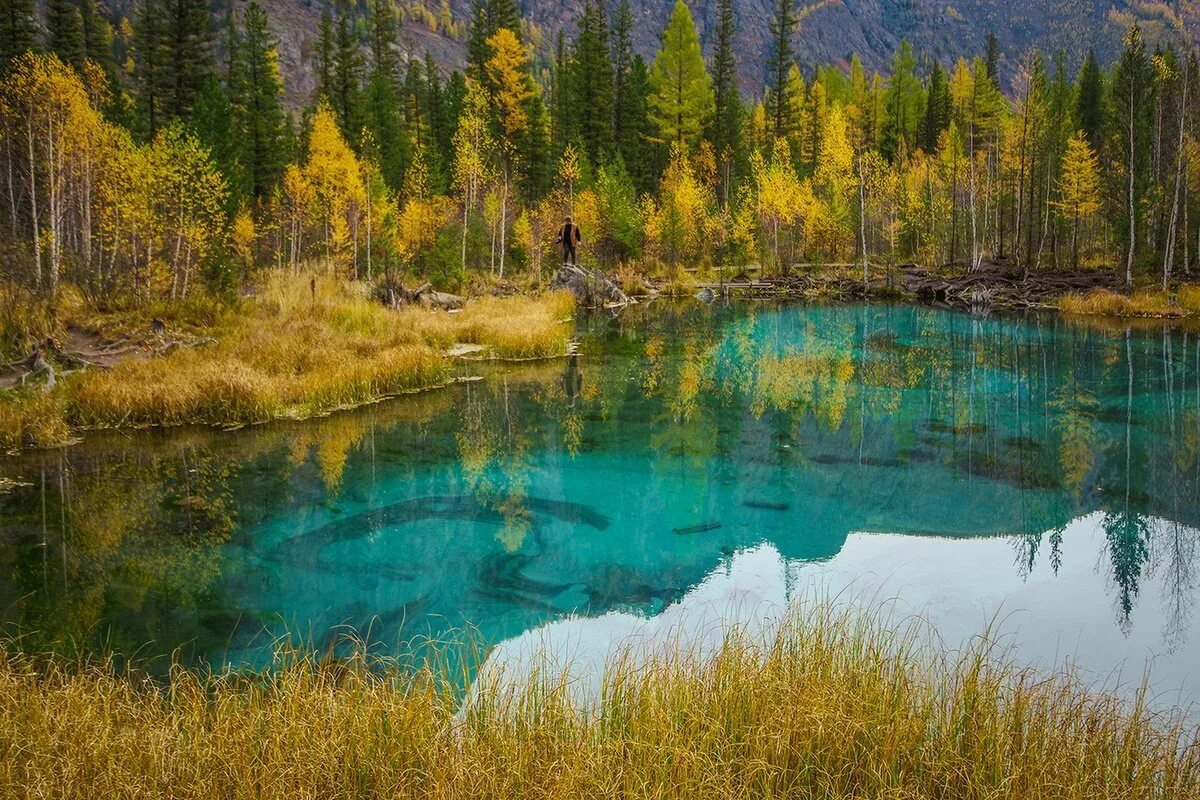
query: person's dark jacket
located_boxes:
[556,223,582,247]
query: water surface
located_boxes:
[1,303,1198,706]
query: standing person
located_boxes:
[556,216,582,266]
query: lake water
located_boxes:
[1,302,1198,710]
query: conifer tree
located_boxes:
[465,0,488,79]
[47,0,86,71]
[880,40,921,160]
[611,0,635,157]
[624,53,653,191]
[78,0,114,72]
[572,0,614,165]
[985,32,1000,82]
[364,0,409,191]
[1054,129,1101,269]
[331,0,363,145]
[132,0,166,136]
[1111,25,1152,286]
[920,62,950,153]
[709,0,742,200]
[487,0,519,41]
[315,6,335,101]
[234,1,287,199]
[765,0,798,142]
[0,0,37,67]
[1075,49,1104,149]
[160,0,213,120]
[550,29,574,155]
[647,0,712,150]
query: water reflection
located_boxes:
[0,303,1197,680]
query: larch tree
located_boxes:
[647,0,713,152]
[1054,130,1101,270]
[484,27,532,278]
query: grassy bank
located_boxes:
[0,275,574,450]
[1,609,1197,799]
[1059,285,1200,318]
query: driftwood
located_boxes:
[691,260,1119,311]
[1,340,57,391]
[551,264,631,308]
[899,263,1118,311]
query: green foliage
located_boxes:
[0,0,36,67]
[231,1,288,200]
[647,0,713,151]
[571,0,614,165]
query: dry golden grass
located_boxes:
[1060,288,1180,317]
[1178,284,1200,314]
[0,273,574,447]
[0,388,70,449]
[1,607,1196,799]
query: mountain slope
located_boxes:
[165,0,1200,105]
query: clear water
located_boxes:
[1,303,1198,705]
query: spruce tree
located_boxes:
[161,0,214,120]
[487,0,519,38]
[625,53,654,192]
[465,0,488,79]
[364,0,409,191]
[133,0,167,137]
[315,6,335,102]
[234,1,287,199]
[766,0,797,140]
[193,74,244,202]
[424,52,449,192]
[79,0,115,72]
[611,0,635,156]
[572,0,614,165]
[331,0,363,145]
[1075,49,1104,149]
[0,0,37,67]
[920,62,950,153]
[709,0,742,182]
[47,0,86,71]
[550,28,575,155]
[984,32,1000,83]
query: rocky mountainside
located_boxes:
[127,0,1200,105]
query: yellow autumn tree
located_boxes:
[1054,130,1102,270]
[149,123,227,299]
[301,104,366,276]
[485,27,534,278]
[752,140,813,274]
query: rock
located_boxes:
[551,264,631,308]
[420,290,464,310]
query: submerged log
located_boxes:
[551,264,631,308]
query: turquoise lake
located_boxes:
[1,302,1198,708]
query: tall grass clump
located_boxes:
[0,388,69,449]
[2,606,1197,799]
[1060,288,1179,317]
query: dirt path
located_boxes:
[0,325,155,391]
